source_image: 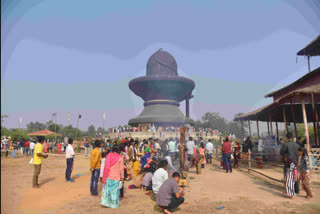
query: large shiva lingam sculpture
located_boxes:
[128,49,195,127]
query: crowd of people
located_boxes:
[107,126,219,137]
[1,137,68,158]
[29,136,226,213]
[2,130,314,213]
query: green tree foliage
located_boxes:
[97,127,106,135]
[26,121,47,133]
[87,125,96,137]
[296,124,314,138]
[47,123,63,134]
[1,127,10,137]
[193,112,247,139]
[9,129,28,140]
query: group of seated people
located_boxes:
[129,158,185,214]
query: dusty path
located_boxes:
[1,154,319,214]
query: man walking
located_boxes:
[66,138,75,182]
[205,139,214,164]
[33,136,48,188]
[20,138,25,155]
[29,140,35,156]
[222,137,232,173]
[24,140,30,156]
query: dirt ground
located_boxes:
[1,153,320,214]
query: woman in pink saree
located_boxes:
[100,145,124,208]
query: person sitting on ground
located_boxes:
[152,159,168,201]
[141,163,156,191]
[156,172,185,214]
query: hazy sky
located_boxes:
[1,0,320,130]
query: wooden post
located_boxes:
[248,120,251,137]
[314,95,320,145]
[267,121,270,135]
[301,95,312,171]
[282,105,288,134]
[290,101,298,138]
[179,126,188,175]
[301,96,310,150]
[269,111,273,136]
[307,56,311,73]
[275,112,279,141]
[256,120,260,139]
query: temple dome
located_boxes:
[146,49,178,76]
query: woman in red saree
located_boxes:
[44,142,48,153]
[57,142,61,154]
[100,144,124,208]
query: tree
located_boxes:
[63,125,77,139]
[48,123,63,133]
[1,114,8,125]
[9,129,28,140]
[87,125,96,137]
[26,121,46,133]
[297,124,314,138]
[97,127,106,135]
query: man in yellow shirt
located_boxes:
[90,140,103,196]
[33,136,48,188]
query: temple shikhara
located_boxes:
[128,49,195,127]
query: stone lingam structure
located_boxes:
[128,49,195,127]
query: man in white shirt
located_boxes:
[29,141,36,156]
[168,138,176,157]
[205,139,214,164]
[186,137,195,161]
[152,160,168,201]
[65,138,75,182]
